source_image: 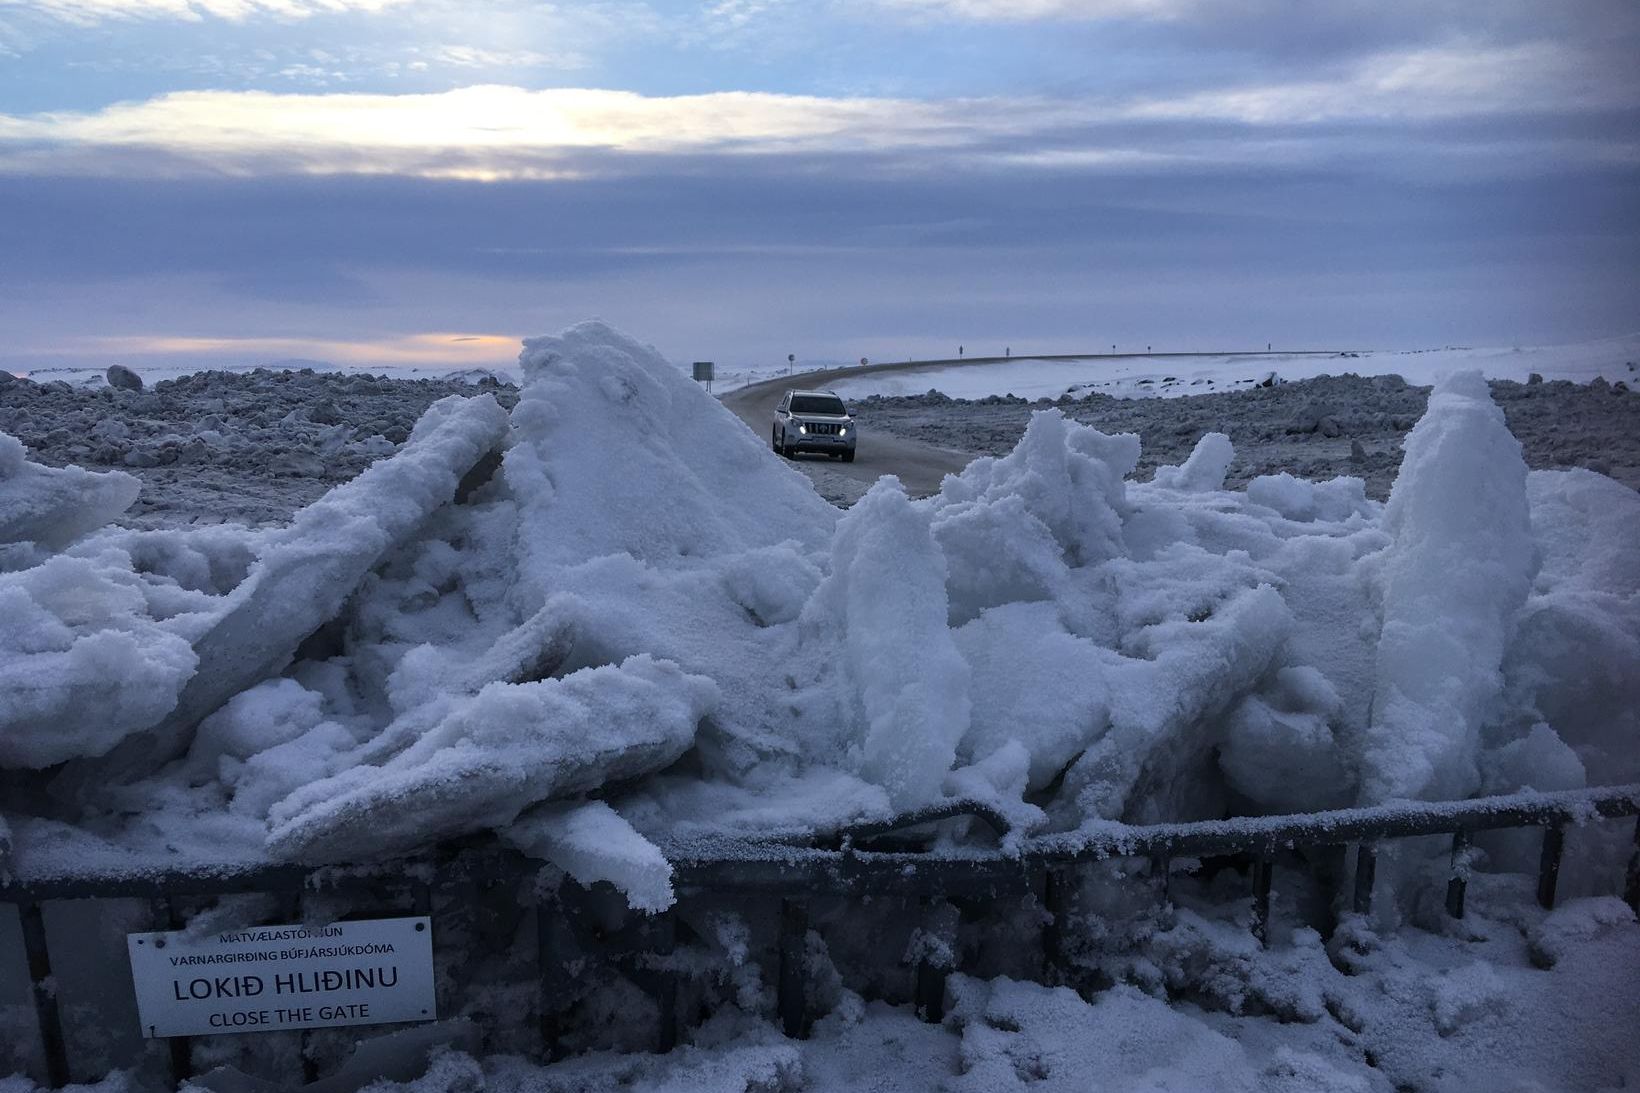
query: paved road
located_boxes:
[722,349,1352,499]
[722,364,981,498]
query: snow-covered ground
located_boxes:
[2,323,1637,1090]
[828,335,1640,403]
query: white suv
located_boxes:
[773,389,856,462]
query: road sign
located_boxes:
[127,916,436,1038]
[692,361,714,382]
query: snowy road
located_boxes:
[722,362,985,498]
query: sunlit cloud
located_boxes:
[0,85,1062,179]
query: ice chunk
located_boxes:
[506,799,675,913]
[1500,469,1640,786]
[70,393,510,786]
[1066,581,1294,823]
[1151,432,1233,492]
[928,410,1134,623]
[934,409,1137,568]
[804,479,971,808]
[0,430,140,550]
[930,493,1069,627]
[1359,372,1535,803]
[1248,473,1372,523]
[0,554,198,768]
[266,655,715,862]
[1219,666,1353,812]
[953,602,1112,791]
[507,320,835,584]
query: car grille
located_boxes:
[807,422,842,435]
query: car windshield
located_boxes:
[792,395,847,415]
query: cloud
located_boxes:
[1127,42,1633,124]
[428,44,583,70]
[869,0,1194,20]
[1,35,1632,181]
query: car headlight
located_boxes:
[797,423,807,434]
[840,426,848,436]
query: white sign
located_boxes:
[127,916,436,1038]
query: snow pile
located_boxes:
[1,322,1636,922]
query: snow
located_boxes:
[3,324,1634,864]
[826,332,1640,402]
[2,320,1638,1091]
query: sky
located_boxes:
[1,0,1637,374]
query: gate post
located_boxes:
[777,899,810,1039]
[1445,831,1471,919]
[1352,843,1377,917]
[1536,824,1566,910]
[149,896,193,1086]
[18,901,69,1088]
[1250,857,1274,946]
[1625,816,1640,914]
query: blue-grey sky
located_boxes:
[1,0,1636,372]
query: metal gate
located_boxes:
[5,783,1638,1087]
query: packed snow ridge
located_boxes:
[2,322,1636,913]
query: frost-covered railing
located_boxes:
[5,784,1638,1087]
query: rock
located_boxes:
[122,449,162,468]
[89,418,130,442]
[1590,376,1609,393]
[1526,372,1543,385]
[270,450,326,477]
[1349,439,1367,462]
[0,371,19,388]
[308,398,344,425]
[106,364,144,391]
[1318,417,1343,438]
[1290,400,1340,435]
[1614,381,1629,394]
